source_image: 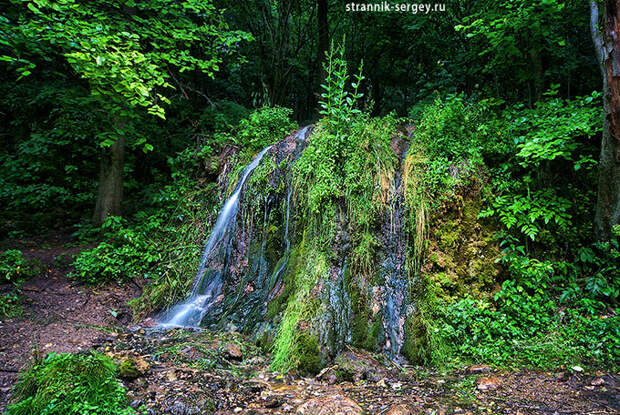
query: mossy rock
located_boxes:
[119,359,140,379]
[295,332,322,376]
[118,356,149,379]
[402,313,429,364]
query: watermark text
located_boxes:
[345,2,446,14]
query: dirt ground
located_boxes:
[0,241,618,414]
[0,238,140,408]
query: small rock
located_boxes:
[327,374,337,384]
[591,377,605,386]
[467,365,491,374]
[386,403,417,415]
[571,366,583,372]
[296,394,363,415]
[119,356,150,379]
[130,399,143,409]
[476,376,502,391]
[234,408,243,413]
[391,381,403,390]
[264,396,281,408]
[225,342,243,360]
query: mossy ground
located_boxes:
[8,352,135,415]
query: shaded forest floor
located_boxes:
[0,241,618,414]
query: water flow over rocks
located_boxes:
[382,138,410,359]
[159,127,312,329]
[159,145,274,328]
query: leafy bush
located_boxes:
[433,242,620,369]
[412,94,488,162]
[70,217,159,284]
[200,100,250,132]
[8,352,136,415]
[0,292,23,319]
[0,249,37,284]
[237,106,295,152]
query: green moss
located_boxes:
[118,359,139,379]
[8,352,135,415]
[403,277,450,366]
[270,233,325,372]
[295,332,321,375]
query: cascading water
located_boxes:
[159,146,272,328]
[382,145,410,359]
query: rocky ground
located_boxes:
[0,242,618,414]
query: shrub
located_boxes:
[70,217,159,284]
[412,94,488,162]
[237,106,295,152]
[8,352,136,415]
[0,249,37,284]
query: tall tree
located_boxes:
[1,0,250,224]
[591,0,620,239]
[317,0,329,69]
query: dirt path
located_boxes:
[0,239,140,408]
[0,241,618,414]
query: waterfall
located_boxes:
[382,146,410,359]
[159,145,273,328]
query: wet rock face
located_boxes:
[296,394,363,415]
[193,127,312,334]
[422,182,502,302]
[163,125,418,368]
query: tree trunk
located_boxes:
[317,0,328,68]
[591,0,620,240]
[92,137,124,225]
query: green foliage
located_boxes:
[200,100,251,133]
[8,351,135,415]
[319,40,364,131]
[412,94,487,162]
[509,91,601,170]
[237,106,295,152]
[479,188,572,242]
[294,41,366,217]
[426,231,620,369]
[455,0,582,99]
[70,217,159,284]
[0,249,36,284]
[0,292,23,319]
[478,92,601,248]
[1,0,251,124]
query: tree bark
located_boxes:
[317,0,328,68]
[591,0,620,240]
[92,137,124,225]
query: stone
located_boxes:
[467,365,491,374]
[119,356,150,379]
[296,394,363,415]
[571,366,583,373]
[225,342,243,360]
[385,403,418,415]
[263,396,281,408]
[476,376,502,391]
